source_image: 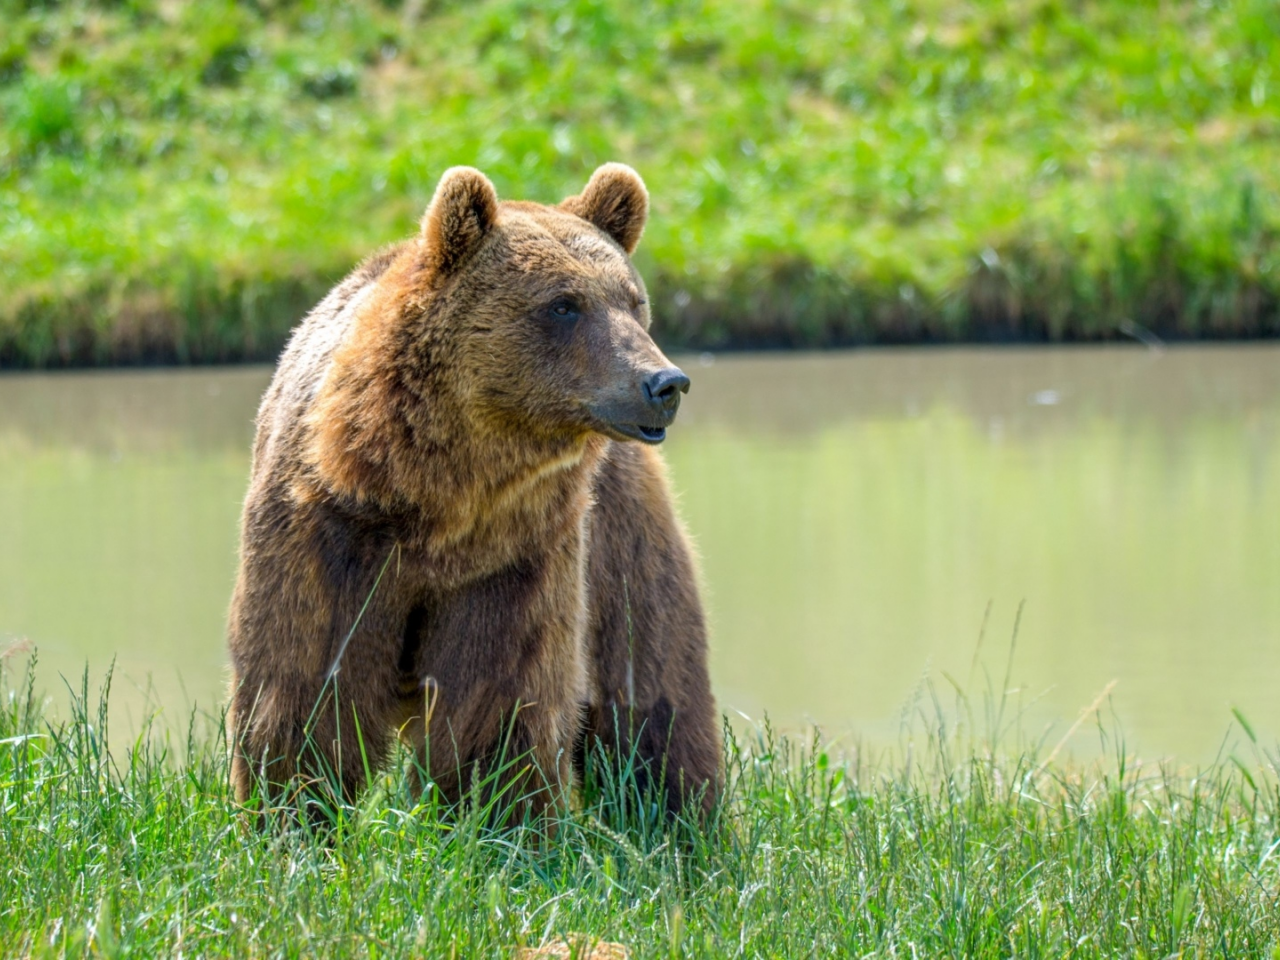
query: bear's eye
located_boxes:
[549,297,580,320]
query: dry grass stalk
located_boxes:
[514,934,630,960]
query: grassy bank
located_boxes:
[2,661,1279,957]
[1,0,1280,366]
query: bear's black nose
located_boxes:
[643,367,691,415]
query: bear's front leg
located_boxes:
[579,443,723,820]
[227,525,410,818]
[399,544,589,824]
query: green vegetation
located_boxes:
[1,0,1280,365]
[3,658,1279,957]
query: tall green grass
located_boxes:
[1,0,1279,366]
[2,654,1278,957]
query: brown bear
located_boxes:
[226,163,720,822]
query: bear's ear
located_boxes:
[560,163,649,254]
[420,166,499,278]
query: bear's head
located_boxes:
[411,162,687,446]
[309,164,688,507]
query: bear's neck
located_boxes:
[403,415,608,556]
[306,313,606,564]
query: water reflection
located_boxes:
[1,346,1277,759]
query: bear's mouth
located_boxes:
[609,422,667,444]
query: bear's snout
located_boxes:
[586,363,690,445]
[621,365,689,442]
[642,367,691,417]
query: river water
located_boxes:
[1,345,1277,761]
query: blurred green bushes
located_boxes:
[2,0,1279,365]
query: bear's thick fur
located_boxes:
[227,163,720,820]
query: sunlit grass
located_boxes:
[2,654,1278,957]
[1,0,1279,365]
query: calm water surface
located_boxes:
[1,346,1277,760]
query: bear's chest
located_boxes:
[395,465,593,591]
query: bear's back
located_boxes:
[250,244,407,476]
